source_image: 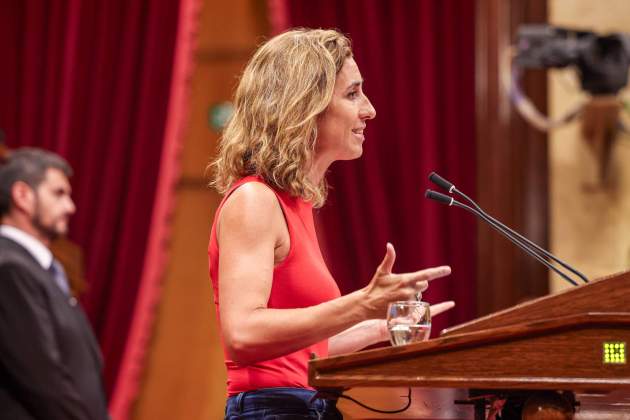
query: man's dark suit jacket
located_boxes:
[0,236,109,420]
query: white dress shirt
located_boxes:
[0,224,53,269]
[0,224,73,297]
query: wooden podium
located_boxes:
[309,272,630,419]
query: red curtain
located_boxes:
[0,0,184,401]
[271,0,477,334]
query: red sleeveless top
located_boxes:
[208,176,341,395]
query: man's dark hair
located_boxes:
[0,148,73,216]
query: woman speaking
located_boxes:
[209,28,454,419]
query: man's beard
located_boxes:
[31,199,66,241]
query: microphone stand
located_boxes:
[425,190,579,287]
[429,172,589,284]
[425,172,589,287]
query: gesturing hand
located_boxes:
[362,243,451,319]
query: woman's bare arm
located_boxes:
[217,183,451,364]
[327,301,456,356]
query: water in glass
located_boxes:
[387,301,431,346]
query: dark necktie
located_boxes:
[49,259,71,296]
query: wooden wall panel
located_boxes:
[196,0,268,52]
[548,0,630,292]
[132,189,223,420]
[181,60,247,180]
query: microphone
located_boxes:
[425,190,454,206]
[428,172,455,193]
[425,172,589,287]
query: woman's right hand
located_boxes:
[361,243,451,318]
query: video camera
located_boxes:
[514,25,630,95]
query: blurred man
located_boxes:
[0,148,108,420]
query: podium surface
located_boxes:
[309,272,630,419]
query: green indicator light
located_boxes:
[603,342,627,364]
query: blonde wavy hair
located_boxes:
[210,28,352,207]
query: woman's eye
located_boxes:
[347,91,359,99]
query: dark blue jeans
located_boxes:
[225,387,343,419]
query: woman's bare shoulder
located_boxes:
[218,182,283,239]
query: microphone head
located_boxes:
[424,189,454,206]
[429,172,455,192]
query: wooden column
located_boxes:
[475,0,549,315]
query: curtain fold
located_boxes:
[270,0,477,334]
[0,1,190,410]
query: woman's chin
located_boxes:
[346,145,364,160]
[328,145,364,162]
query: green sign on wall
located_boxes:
[208,102,234,132]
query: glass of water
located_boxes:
[387,301,431,346]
